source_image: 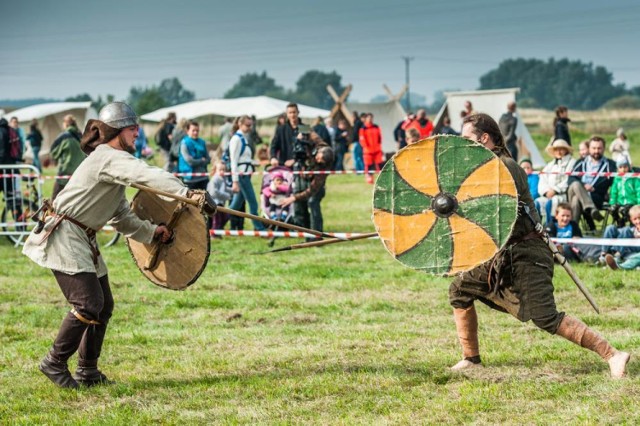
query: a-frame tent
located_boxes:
[433,88,545,168]
[328,84,408,155]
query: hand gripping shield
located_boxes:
[126,189,210,290]
[372,135,518,276]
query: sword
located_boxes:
[523,205,600,314]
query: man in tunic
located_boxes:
[23,102,214,389]
[449,113,629,378]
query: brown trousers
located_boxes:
[49,271,114,363]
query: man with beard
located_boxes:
[567,136,615,230]
[23,102,214,389]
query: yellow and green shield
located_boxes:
[372,135,518,276]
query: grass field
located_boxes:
[1,171,639,425]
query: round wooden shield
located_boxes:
[126,190,210,290]
[372,135,518,276]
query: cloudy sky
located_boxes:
[2,0,639,103]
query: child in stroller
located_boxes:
[261,166,294,224]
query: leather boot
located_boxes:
[74,359,113,387]
[556,315,630,379]
[39,353,79,389]
[451,306,482,371]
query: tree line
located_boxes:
[58,58,640,116]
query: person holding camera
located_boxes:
[281,129,334,238]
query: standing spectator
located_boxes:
[169,118,189,165]
[218,117,233,152]
[333,119,349,171]
[393,112,413,150]
[440,117,460,136]
[275,114,286,128]
[50,115,86,200]
[351,111,364,172]
[463,100,475,117]
[312,116,331,145]
[359,113,383,184]
[133,124,147,159]
[545,202,584,262]
[229,116,265,231]
[0,118,22,206]
[207,161,232,233]
[406,109,433,139]
[567,136,615,230]
[325,117,336,150]
[499,101,518,160]
[270,103,302,168]
[608,156,640,227]
[553,106,571,145]
[609,128,631,165]
[9,116,26,157]
[155,112,176,171]
[536,139,576,224]
[178,121,210,191]
[578,140,589,160]
[27,119,43,172]
[248,115,263,158]
[281,135,333,238]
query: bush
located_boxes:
[602,95,640,110]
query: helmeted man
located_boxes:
[22,102,215,389]
[449,113,629,378]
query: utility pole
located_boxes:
[402,56,414,111]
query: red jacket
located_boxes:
[359,123,382,154]
[406,119,433,138]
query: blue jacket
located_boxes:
[178,136,210,181]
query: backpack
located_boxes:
[8,128,22,161]
[222,132,248,169]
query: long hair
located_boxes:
[231,115,251,134]
[462,113,511,158]
[553,105,568,126]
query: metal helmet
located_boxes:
[99,102,138,129]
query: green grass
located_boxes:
[1,160,639,424]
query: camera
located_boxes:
[292,124,315,162]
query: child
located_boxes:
[601,204,640,261]
[263,171,289,220]
[519,158,540,200]
[608,156,639,227]
[206,161,232,233]
[405,128,421,146]
[546,202,583,262]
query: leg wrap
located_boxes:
[453,306,480,359]
[71,308,101,325]
[556,315,616,360]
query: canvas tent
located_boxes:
[433,88,544,168]
[141,96,330,122]
[1,101,97,156]
[328,84,407,154]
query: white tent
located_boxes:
[1,101,97,156]
[141,96,330,122]
[433,88,545,168]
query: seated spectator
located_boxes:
[567,136,615,231]
[519,158,539,199]
[405,128,421,146]
[600,204,640,261]
[605,251,640,270]
[608,156,639,227]
[206,161,232,233]
[440,117,460,136]
[546,202,583,262]
[578,140,589,160]
[536,139,575,224]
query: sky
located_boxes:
[2,0,640,105]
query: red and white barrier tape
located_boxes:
[4,170,640,180]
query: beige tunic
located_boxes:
[23,144,188,277]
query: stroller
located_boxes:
[260,166,294,247]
